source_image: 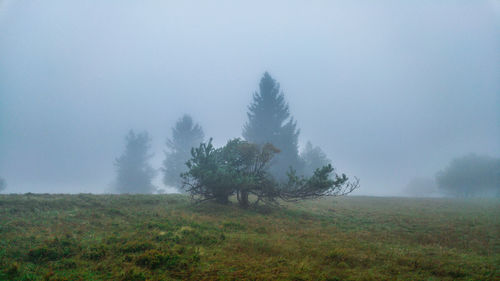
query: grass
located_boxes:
[0,194,498,280]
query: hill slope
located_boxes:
[0,194,498,280]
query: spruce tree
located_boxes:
[243,72,303,180]
[114,130,157,194]
[162,114,204,191]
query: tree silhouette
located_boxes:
[436,154,500,197]
[301,141,331,177]
[243,72,303,180]
[114,130,156,194]
[162,114,204,191]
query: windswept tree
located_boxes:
[436,154,500,197]
[0,177,6,192]
[162,114,204,191]
[301,141,331,177]
[182,138,358,207]
[243,72,303,180]
[114,130,157,194]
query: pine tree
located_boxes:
[162,114,204,191]
[182,138,358,207]
[243,72,303,180]
[114,130,156,194]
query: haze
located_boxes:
[1,0,499,195]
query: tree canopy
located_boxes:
[181,138,358,207]
[114,130,157,194]
[162,114,204,191]
[436,154,500,197]
[243,72,303,180]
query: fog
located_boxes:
[1,0,499,195]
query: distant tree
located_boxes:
[404,177,438,197]
[436,154,500,197]
[0,177,6,192]
[182,138,358,207]
[114,130,157,194]
[243,72,303,181]
[301,141,331,177]
[162,115,204,191]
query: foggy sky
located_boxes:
[1,0,499,195]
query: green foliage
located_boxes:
[281,164,360,204]
[436,154,500,197]
[243,72,303,180]
[114,130,157,194]
[181,139,236,204]
[181,138,278,206]
[162,114,204,191]
[183,138,357,207]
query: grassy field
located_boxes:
[0,194,498,280]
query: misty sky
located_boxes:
[1,0,499,195]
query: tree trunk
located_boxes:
[215,194,229,204]
[238,190,249,208]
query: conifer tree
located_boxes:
[182,138,358,207]
[243,72,303,180]
[114,130,156,194]
[162,114,204,190]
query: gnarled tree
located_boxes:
[181,138,358,207]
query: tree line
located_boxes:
[405,154,500,198]
[113,72,358,205]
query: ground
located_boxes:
[0,194,498,280]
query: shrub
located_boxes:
[182,138,359,207]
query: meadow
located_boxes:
[0,194,498,280]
